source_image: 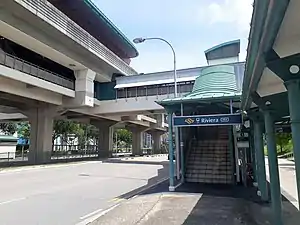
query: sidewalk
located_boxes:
[265,158,299,209]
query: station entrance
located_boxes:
[157,64,248,190]
[185,125,233,184]
[173,110,245,188]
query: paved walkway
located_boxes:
[90,182,273,225]
[89,158,300,225]
[265,158,298,209]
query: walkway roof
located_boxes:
[241,0,290,112]
[115,62,245,89]
[48,0,138,59]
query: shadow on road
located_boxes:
[102,158,168,166]
[103,158,169,200]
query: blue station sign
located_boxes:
[173,113,242,127]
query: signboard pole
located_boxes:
[230,99,233,114]
[175,127,180,180]
[233,126,240,183]
[180,103,185,182]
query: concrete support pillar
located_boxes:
[74,69,96,107]
[132,129,144,156]
[156,114,165,128]
[253,121,268,202]
[27,106,56,164]
[97,122,115,158]
[285,79,300,208]
[167,112,175,191]
[264,110,283,225]
[152,131,163,154]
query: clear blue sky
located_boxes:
[94,0,253,73]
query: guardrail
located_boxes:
[16,0,137,76]
[0,50,75,89]
[116,82,194,99]
[0,145,166,166]
[278,152,294,160]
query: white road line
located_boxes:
[0,161,101,174]
[77,204,120,225]
[0,197,26,205]
[80,208,103,220]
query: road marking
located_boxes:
[109,197,124,203]
[77,204,120,225]
[80,208,103,220]
[0,197,26,205]
[0,161,100,174]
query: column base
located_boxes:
[98,151,111,159]
[169,186,175,192]
[28,151,52,164]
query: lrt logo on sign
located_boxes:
[220,117,230,123]
[185,118,195,125]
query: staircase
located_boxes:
[185,126,233,184]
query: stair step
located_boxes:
[185,177,232,184]
[186,162,232,167]
[187,158,231,163]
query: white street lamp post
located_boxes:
[133,37,178,97]
[133,37,181,181]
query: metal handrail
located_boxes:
[0,50,75,89]
[116,84,193,99]
[16,0,138,76]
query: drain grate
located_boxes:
[79,173,90,177]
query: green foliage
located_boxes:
[276,132,292,154]
[76,124,99,148]
[17,122,30,138]
[0,122,17,135]
[114,129,132,146]
[53,120,99,147]
[53,120,81,144]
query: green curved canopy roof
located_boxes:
[158,64,241,105]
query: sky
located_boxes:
[94,0,253,73]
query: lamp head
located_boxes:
[133,37,146,44]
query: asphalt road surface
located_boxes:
[0,156,168,225]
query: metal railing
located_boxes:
[0,50,75,89]
[52,144,98,159]
[16,0,137,76]
[278,152,294,160]
[116,81,194,99]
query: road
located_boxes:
[0,156,169,225]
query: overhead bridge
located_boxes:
[92,62,245,115]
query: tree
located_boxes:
[276,132,292,153]
[114,129,132,147]
[0,122,17,135]
[53,120,81,144]
[17,122,30,138]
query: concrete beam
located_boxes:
[92,95,167,115]
[0,75,69,106]
[0,113,26,121]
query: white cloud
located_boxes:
[199,0,253,34]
